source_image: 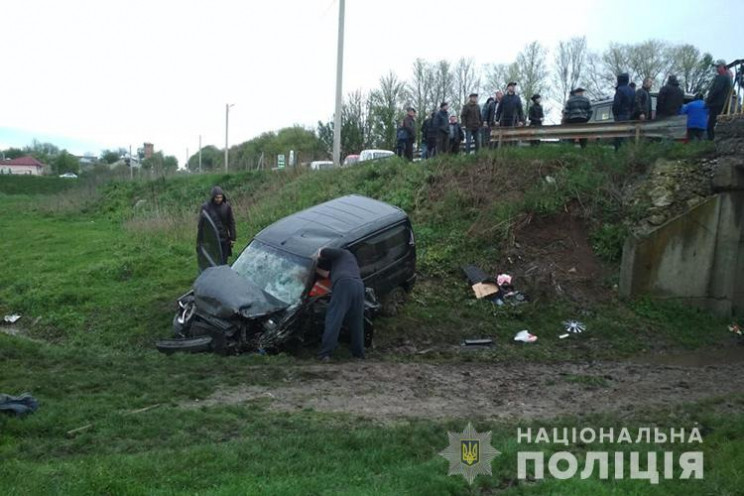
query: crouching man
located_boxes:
[315,247,365,361]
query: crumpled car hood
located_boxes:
[193,266,287,319]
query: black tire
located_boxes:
[380,286,407,317]
[156,336,213,355]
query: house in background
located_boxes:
[0,156,47,175]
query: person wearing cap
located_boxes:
[562,87,593,149]
[706,59,733,140]
[433,102,450,156]
[656,75,684,119]
[681,93,709,141]
[460,93,483,153]
[527,94,544,146]
[494,82,525,130]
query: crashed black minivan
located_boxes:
[156,195,416,355]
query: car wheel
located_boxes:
[380,286,407,317]
[156,336,213,355]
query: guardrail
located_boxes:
[489,115,688,143]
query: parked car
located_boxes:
[157,195,416,355]
[59,172,78,179]
[343,154,360,166]
[309,160,334,170]
[588,92,695,123]
[358,149,395,162]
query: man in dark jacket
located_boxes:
[433,102,450,155]
[495,82,525,128]
[460,93,483,153]
[197,186,236,265]
[706,59,733,140]
[448,115,465,153]
[633,78,652,120]
[315,247,365,361]
[481,91,502,148]
[421,111,436,158]
[612,73,635,151]
[562,87,593,148]
[656,75,684,119]
[528,94,544,147]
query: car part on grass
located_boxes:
[3,314,21,324]
[559,333,570,339]
[155,336,214,355]
[0,393,38,417]
[514,330,537,343]
[462,338,494,347]
[563,320,586,334]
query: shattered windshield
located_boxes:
[232,241,312,305]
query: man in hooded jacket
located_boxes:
[197,186,236,265]
[612,73,635,151]
[656,75,684,119]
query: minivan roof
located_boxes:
[253,195,408,257]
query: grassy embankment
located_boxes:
[2,143,742,495]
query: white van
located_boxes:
[358,149,395,162]
[309,160,334,170]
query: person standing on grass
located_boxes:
[402,107,417,161]
[706,59,733,141]
[562,87,593,148]
[528,94,544,147]
[681,93,708,141]
[197,186,236,265]
[495,82,525,128]
[434,102,451,156]
[460,93,483,153]
[448,115,465,154]
[315,247,365,361]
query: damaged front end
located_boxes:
[157,265,297,355]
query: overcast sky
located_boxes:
[1,0,741,163]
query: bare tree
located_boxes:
[553,36,587,105]
[515,41,549,114]
[627,39,675,88]
[583,52,613,100]
[671,45,714,94]
[409,58,436,118]
[453,57,481,113]
[602,42,631,81]
[432,60,455,109]
[484,62,519,95]
[368,71,406,150]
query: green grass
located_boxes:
[0,142,739,495]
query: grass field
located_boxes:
[1,143,742,495]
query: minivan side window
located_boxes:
[350,224,410,277]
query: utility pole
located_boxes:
[198,134,202,173]
[333,0,345,167]
[225,103,234,172]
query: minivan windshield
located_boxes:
[232,241,312,305]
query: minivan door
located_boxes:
[196,209,224,272]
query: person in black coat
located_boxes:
[612,73,635,151]
[448,115,465,153]
[562,87,593,148]
[197,186,236,264]
[528,94,544,146]
[495,82,525,128]
[706,59,733,140]
[656,75,684,119]
[633,78,653,121]
[433,102,450,156]
[422,111,437,158]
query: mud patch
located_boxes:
[184,359,744,422]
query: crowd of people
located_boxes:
[395,59,736,159]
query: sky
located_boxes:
[1,0,741,164]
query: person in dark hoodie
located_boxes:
[433,102,450,155]
[656,75,684,119]
[198,186,236,264]
[421,111,436,158]
[706,59,733,140]
[612,73,635,151]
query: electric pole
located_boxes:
[333,0,345,167]
[225,103,234,172]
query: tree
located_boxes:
[553,37,587,104]
[368,71,406,150]
[453,58,480,113]
[672,45,714,94]
[484,62,519,95]
[163,155,178,173]
[340,90,370,155]
[516,41,549,115]
[432,60,454,108]
[1,147,25,160]
[409,58,436,119]
[627,39,675,87]
[187,145,222,172]
[100,149,121,164]
[53,150,80,175]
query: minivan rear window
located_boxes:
[351,224,410,276]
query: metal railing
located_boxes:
[489,115,688,144]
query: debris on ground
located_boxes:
[0,393,39,417]
[563,320,586,334]
[461,338,494,347]
[514,330,537,343]
[3,314,21,324]
[729,323,742,336]
[462,265,528,306]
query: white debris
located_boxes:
[3,314,21,324]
